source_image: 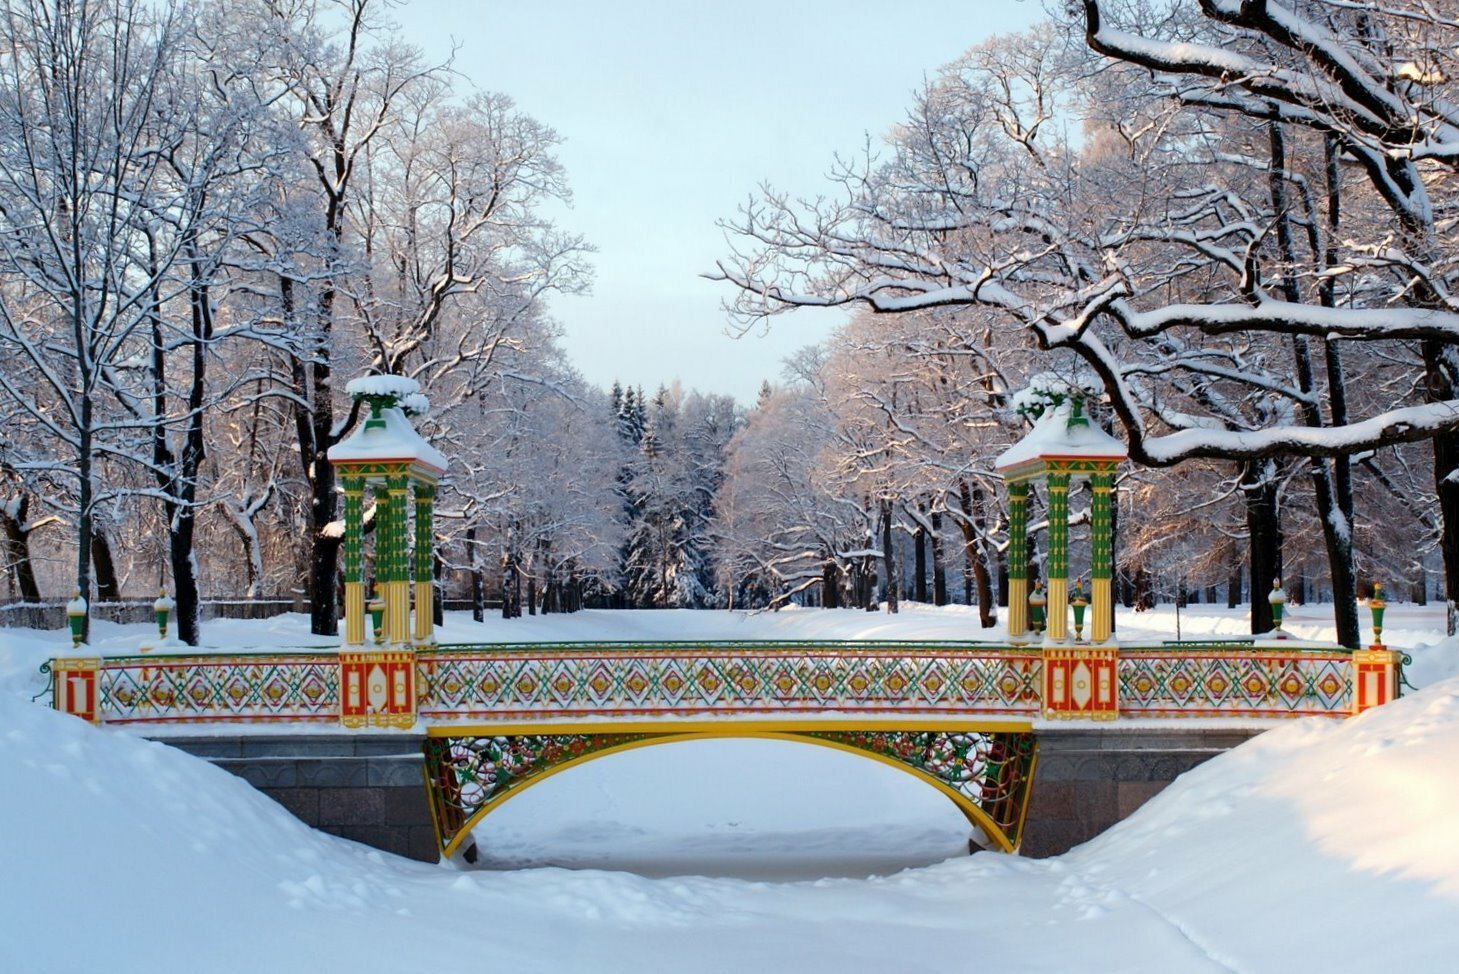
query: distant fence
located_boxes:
[0,596,503,629]
[0,598,303,630]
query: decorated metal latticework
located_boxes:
[419,644,1044,719]
[1119,646,1353,716]
[422,723,1038,859]
[98,654,339,724]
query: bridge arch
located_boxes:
[423,721,1038,861]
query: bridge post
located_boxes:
[340,648,417,729]
[327,374,448,653]
[1042,645,1118,720]
[51,656,101,724]
[1351,648,1399,714]
[995,392,1125,658]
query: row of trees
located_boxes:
[4,1,1452,647]
[714,1,1459,643]
[0,0,590,641]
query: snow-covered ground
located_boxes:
[3,603,1458,972]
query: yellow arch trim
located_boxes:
[432,720,1036,859]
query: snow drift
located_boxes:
[4,665,1459,971]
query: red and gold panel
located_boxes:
[340,650,416,728]
[1042,646,1118,720]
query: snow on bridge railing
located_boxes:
[41,637,1403,728]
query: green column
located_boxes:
[1090,468,1115,642]
[414,482,437,644]
[1046,471,1070,641]
[342,473,365,583]
[1047,472,1070,580]
[386,474,411,584]
[1007,481,1029,640]
[382,472,412,644]
[1090,471,1113,584]
[342,472,366,645]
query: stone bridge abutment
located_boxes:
[156,725,1264,863]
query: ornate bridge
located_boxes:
[45,635,1402,857]
[39,381,1407,861]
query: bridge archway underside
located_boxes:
[422,720,1039,858]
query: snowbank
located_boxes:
[3,607,1459,971]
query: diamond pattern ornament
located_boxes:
[619,660,653,705]
[1202,659,1238,706]
[1236,660,1273,708]
[656,659,691,705]
[843,660,877,703]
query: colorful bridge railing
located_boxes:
[46,638,1404,727]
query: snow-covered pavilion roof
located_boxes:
[995,400,1127,474]
[327,406,448,475]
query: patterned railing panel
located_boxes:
[98,654,340,725]
[418,645,1044,719]
[1119,647,1353,717]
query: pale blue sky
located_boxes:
[397,0,1046,403]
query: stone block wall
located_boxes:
[161,735,439,863]
[1019,726,1267,857]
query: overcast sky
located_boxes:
[397,0,1046,403]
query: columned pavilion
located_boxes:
[995,397,1126,645]
[328,375,448,649]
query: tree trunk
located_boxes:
[0,494,41,602]
[913,512,928,603]
[1268,123,1359,648]
[433,552,445,626]
[1424,341,1459,634]
[1226,543,1241,609]
[468,527,485,622]
[930,510,947,606]
[956,480,996,627]
[91,531,121,602]
[880,497,898,614]
[1243,458,1284,633]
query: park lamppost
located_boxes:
[1028,582,1047,636]
[1368,582,1386,648]
[1268,579,1288,637]
[154,591,174,642]
[1071,577,1088,642]
[66,591,87,649]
